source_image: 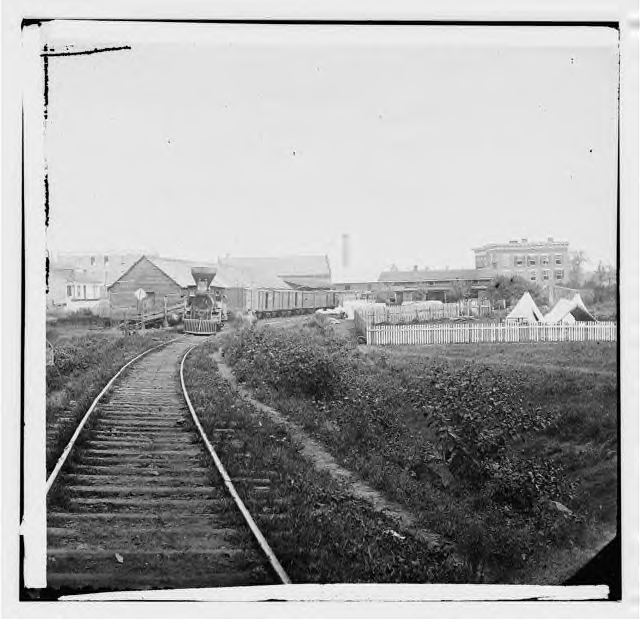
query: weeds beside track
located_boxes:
[218,318,618,584]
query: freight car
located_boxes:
[222,287,339,319]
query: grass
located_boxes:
[46,328,177,476]
[383,342,617,374]
[218,317,618,584]
[182,346,470,584]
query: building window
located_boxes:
[542,270,550,281]
[555,254,563,265]
[530,270,537,281]
[528,255,537,266]
[104,255,109,267]
[516,270,523,279]
[344,285,351,291]
[515,255,524,267]
[555,269,564,280]
[541,254,549,265]
[90,256,96,266]
[66,284,73,297]
[83,285,87,298]
[76,286,81,297]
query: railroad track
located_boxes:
[46,336,288,592]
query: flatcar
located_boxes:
[183,266,224,335]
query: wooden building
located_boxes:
[108,256,190,313]
[107,255,290,315]
[377,267,498,302]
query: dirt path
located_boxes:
[212,351,448,550]
[47,337,274,592]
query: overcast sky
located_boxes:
[44,23,619,278]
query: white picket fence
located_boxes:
[365,322,617,346]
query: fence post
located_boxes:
[163,296,168,328]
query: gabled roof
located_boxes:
[109,255,291,291]
[544,293,597,323]
[281,277,335,290]
[147,256,212,288]
[148,256,290,289]
[378,268,498,283]
[506,291,544,322]
[104,256,143,286]
[50,267,107,285]
[221,255,331,278]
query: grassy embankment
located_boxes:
[215,316,617,583]
[183,345,468,584]
[46,327,177,475]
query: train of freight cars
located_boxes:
[183,266,340,335]
[223,287,340,318]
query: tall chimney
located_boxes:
[341,234,351,269]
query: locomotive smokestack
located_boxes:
[341,234,351,269]
[191,266,217,295]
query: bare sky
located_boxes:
[44,23,619,278]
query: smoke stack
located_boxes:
[191,266,217,295]
[341,234,351,269]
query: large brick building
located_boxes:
[473,238,570,286]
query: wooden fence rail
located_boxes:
[365,322,617,346]
[354,302,492,329]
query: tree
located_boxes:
[485,275,547,308]
[568,250,588,288]
[586,262,617,304]
[449,279,473,303]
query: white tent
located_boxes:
[505,291,544,323]
[543,293,597,324]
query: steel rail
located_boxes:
[179,346,292,585]
[45,338,178,494]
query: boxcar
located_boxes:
[222,286,338,319]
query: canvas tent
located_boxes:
[543,293,597,324]
[505,291,544,323]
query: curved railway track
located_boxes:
[47,336,288,592]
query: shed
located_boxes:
[107,256,189,313]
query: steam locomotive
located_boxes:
[183,265,342,335]
[183,266,224,335]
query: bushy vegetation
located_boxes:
[486,275,547,307]
[46,331,175,474]
[184,347,468,584]
[224,315,352,401]
[221,320,617,582]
